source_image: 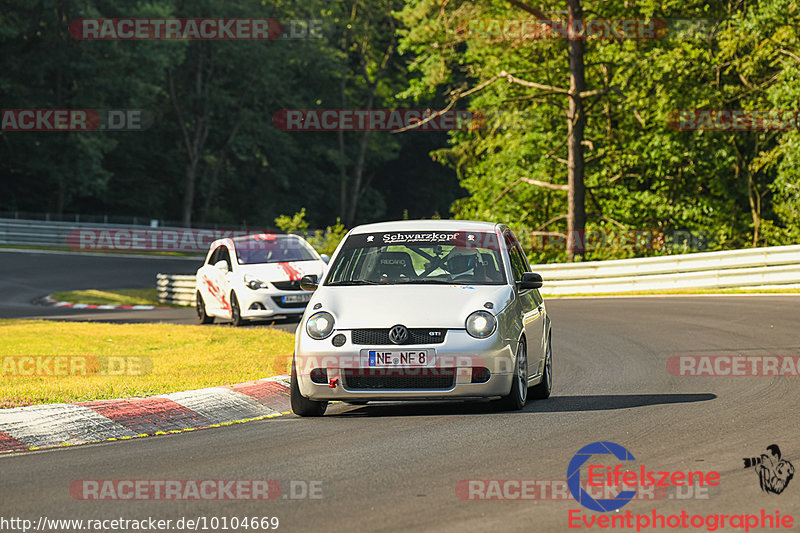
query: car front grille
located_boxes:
[341,368,456,390]
[350,328,446,345]
[271,280,302,291]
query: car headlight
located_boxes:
[466,310,496,338]
[306,311,335,340]
[244,274,268,290]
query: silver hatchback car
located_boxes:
[291,220,552,416]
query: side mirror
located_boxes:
[300,274,319,291]
[214,260,229,272]
[517,272,543,290]
[320,254,330,264]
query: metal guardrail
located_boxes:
[0,217,163,248]
[157,244,800,303]
[532,244,800,295]
[0,217,274,251]
[157,274,196,306]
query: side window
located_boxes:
[532,289,544,306]
[509,247,527,282]
[208,246,231,270]
[207,247,220,265]
[220,247,232,270]
[509,230,532,271]
[504,231,526,282]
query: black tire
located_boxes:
[530,332,552,400]
[496,339,528,411]
[291,358,327,417]
[230,292,244,327]
[196,292,214,324]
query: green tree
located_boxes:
[398,0,776,261]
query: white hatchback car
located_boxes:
[195,234,327,326]
[291,220,552,416]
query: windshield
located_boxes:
[325,230,506,286]
[235,235,317,265]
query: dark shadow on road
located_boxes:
[525,393,716,412]
[327,393,716,418]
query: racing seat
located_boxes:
[370,251,417,282]
[447,254,473,275]
[447,253,485,281]
[480,252,503,282]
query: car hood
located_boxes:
[236,260,324,282]
[313,284,515,329]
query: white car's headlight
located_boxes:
[306,311,335,339]
[466,310,496,338]
[244,274,268,290]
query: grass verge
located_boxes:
[543,288,800,298]
[51,288,172,307]
[0,320,295,408]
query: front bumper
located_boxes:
[295,329,516,401]
[238,289,310,319]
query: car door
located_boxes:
[216,245,234,318]
[504,230,543,382]
[201,244,232,317]
[198,247,219,314]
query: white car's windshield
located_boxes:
[235,235,317,265]
[326,230,507,286]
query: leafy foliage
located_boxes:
[1,0,799,262]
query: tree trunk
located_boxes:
[182,162,197,227]
[345,112,374,226]
[748,172,760,246]
[566,0,587,261]
[168,47,211,229]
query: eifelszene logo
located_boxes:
[567,441,721,512]
[743,445,794,495]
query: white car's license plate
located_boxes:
[362,349,434,367]
[282,293,311,304]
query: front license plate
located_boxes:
[362,349,434,367]
[282,293,311,304]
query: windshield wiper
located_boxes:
[396,279,455,284]
[326,280,381,286]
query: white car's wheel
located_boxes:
[497,339,528,411]
[290,357,327,417]
[196,292,214,324]
[230,292,244,327]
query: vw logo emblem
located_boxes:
[389,325,409,345]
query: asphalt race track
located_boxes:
[2,284,799,531]
[0,249,198,320]
[0,249,299,331]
